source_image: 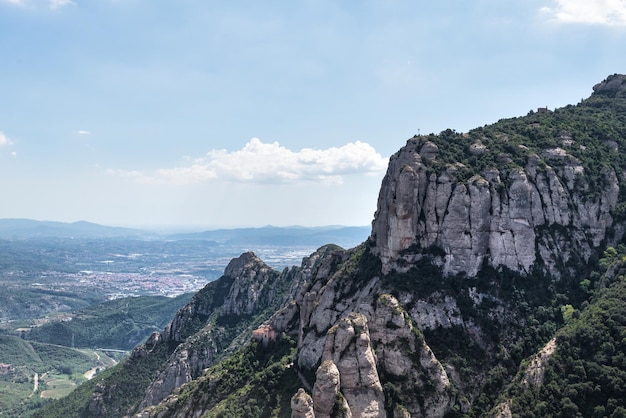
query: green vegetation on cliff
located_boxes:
[421,79,626,196]
[157,336,299,418]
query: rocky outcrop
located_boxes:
[490,401,513,418]
[138,332,220,409]
[292,265,455,418]
[489,338,557,418]
[321,313,385,418]
[294,246,380,371]
[521,338,557,389]
[87,384,109,417]
[593,73,626,96]
[371,295,453,417]
[407,292,463,330]
[371,135,621,277]
[312,360,341,417]
[221,251,280,316]
[291,388,315,418]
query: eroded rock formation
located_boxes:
[291,388,315,418]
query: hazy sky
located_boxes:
[0,0,625,229]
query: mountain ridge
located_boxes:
[33,73,626,418]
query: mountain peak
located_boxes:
[223,251,267,278]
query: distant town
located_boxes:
[31,245,318,300]
[0,221,369,322]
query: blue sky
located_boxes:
[0,0,625,229]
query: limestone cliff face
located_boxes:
[137,328,222,409]
[371,136,621,277]
[291,388,316,418]
[293,289,454,418]
[312,360,341,418]
[370,295,453,418]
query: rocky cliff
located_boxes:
[371,129,620,278]
[34,74,626,418]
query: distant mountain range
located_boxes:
[0,219,370,249]
[167,225,370,247]
[0,219,146,239]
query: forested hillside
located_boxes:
[500,246,626,417]
[24,294,193,350]
[0,335,115,417]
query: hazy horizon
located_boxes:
[0,217,372,233]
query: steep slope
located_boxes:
[35,74,626,418]
[492,246,626,417]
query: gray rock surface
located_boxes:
[291,388,315,418]
[593,73,626,95]
[371,294,453,417]
[371,137,621,277]
[322,313,385,418]
[221,251,280,316]
[521,338,557,389]
[312,360,340,418]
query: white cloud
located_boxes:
[49,0,75,9]
[540,0,626,26]
[109,138,389,185]
[78,130,91,135]
[0,132,14,146]
[2,0,24,4]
